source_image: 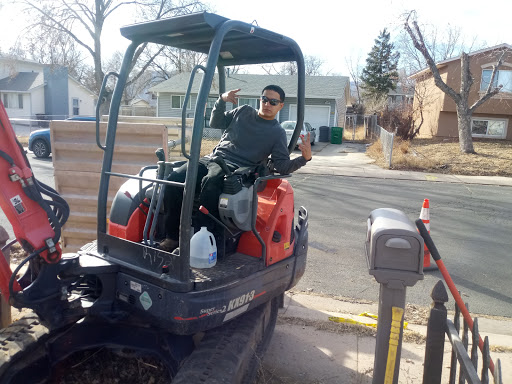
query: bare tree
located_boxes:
[304,55,324,76]
[143,46,208,83]
[260,55,324,76]
[397,23,472,75]
[18,0,207,96]
[404,12,505,153]
[345,55,363,104]
[9,25,89,83]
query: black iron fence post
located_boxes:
[423,280,449,384]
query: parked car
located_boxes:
[282,120,316,147]
[28,116,96,158]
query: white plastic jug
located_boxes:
[190,227,217,268]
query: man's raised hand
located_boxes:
[298,133,312,161]
[221,89,242,104]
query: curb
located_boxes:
[282,292,512,349]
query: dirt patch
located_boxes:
[366,137,512,177]
[8,243,28,265]
[49,349,171,384]
[277,315,425,345]
[16,136,29,147]
[404,303,430,326]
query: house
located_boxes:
[149,72,350,129]
[0,56,96,121]
[387,86,414,106]
[120,98,156,117]
[410,44,512,140]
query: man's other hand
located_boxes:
[221,89,242,104]
[298,133,312,161]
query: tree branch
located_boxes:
[127,45,165,87]
[404,13,460,103]
[62,0,95,34]
[104,1,139,19]
[469,50,505,113]
[23,1,95,58]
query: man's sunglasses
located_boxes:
[260,96,282,106]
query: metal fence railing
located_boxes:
[364,114,378,140]
[423,280,503,384]
[379,127,394,168]
[364,114,394,168]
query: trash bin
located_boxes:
[319,126,330,142]
[36,114,49,128]
[330,127,343,144]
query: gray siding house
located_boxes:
[149,72,350,129]
[0,56,96,120]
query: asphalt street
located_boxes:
[2,147,512,318]
[289,174,512,317]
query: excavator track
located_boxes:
[173,297,278,384]
[0,298,279,383]
[0,314,52,383]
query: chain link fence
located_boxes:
[364,114,394,168]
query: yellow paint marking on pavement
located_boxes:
[425,175,438,181]
[328,316,377,328]
[358,312,408,329]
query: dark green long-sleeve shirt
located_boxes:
[208,98,307,174]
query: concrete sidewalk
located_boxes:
[260,292,512,383]
[292,141,512,187]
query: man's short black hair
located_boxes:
[262,85,285,102]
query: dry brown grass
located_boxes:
[342,125,368,142]
[17,136,29,146]
[366,137,512,177]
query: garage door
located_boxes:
[288,105,330,128]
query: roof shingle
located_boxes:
[150,72,348,99]
[0,72,44,92]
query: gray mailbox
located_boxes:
[366,208,424,287]
[365,208,425,384]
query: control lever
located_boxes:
[155,148,165,162]
[211,156,232,176]
[199,206,235,236]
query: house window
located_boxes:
[2,93,23,109]
[239,98,259,109]
[206,97,217,108]
[72,98,79,115]
[480,69,512,93]
[171,95,191,109]
[471,118,507,139]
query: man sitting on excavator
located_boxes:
[160,85,312,252]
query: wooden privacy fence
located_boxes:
[51,120,173,251]
[423,280,503,384]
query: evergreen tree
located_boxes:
[361,29,400,100]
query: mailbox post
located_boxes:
[365,208,424,384]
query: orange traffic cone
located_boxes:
[419,199,437,271]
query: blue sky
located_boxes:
[1,0,510,75]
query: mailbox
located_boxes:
[365,208,424,287]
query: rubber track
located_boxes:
[0,314,51,383]
[0,300,277,383]
[172,298,278,384]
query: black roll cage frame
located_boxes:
[95,12,305,284]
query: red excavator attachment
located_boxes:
[0,101,65,299]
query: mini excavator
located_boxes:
[0,12,309,383]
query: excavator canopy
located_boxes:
[120,12,297,66]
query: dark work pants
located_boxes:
[163,157,237,240]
